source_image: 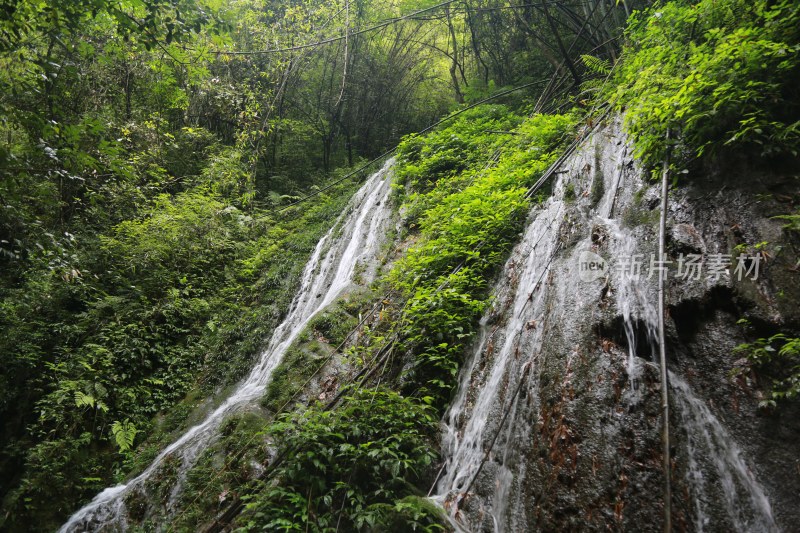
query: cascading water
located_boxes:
[672,374,776,532]
[432,119,779,531]
[434,197,564,531]
[59,159,396,532]
[605,218,659,399]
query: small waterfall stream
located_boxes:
[434,198,564,530]
[433,121,778,531]
[672,374,777,532]
[60,159,396,532]
[433,124,642,531]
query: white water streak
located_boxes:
[434,196,563,530]
[672,374,777,532]
[605,218,658,397]
[60,159,396,532]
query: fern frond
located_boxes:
[74,391,95,409]
[111,419,138,452]
[581,54,610,75]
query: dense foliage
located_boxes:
[735,333,800,407]
[239,389,441,532]
[1,0,628,525]
[611,0,800,169]
[172,105,575,532]
[389,106,575,407]
[609,0,800,410]
[0,169,361,527]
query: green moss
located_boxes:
[590,172,605,207]
[169,411,270,531]
[564,183,576,202]
[306,302,360,348]
[259,288,377,415]
[622,204,659,229]
[261,345,328,414]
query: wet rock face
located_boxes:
[665,161,800,531]
[436,117,800,532]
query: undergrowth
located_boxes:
[238,389,442,532]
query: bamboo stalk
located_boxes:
[658,129,672,533]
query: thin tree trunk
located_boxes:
[445,5,465,103]
[658,129,672,533]
[541,0,581,86]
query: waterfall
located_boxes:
[434,197,564,531]
[605,217,659,400]
[432,120,778,530]
[672,374,777,532]
[59,159,396,532]
[433,123,637,531]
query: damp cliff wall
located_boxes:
[433,116,800,532]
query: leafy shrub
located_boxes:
[239,389,439,532]
[734,333,800,407]
[612,0,800,168]
[394,105,524,219]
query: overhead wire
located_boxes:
[205,0,459,56]
[189,0,608,57]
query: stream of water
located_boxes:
[432,125,777,531]
[672,374,777,532]
[60,159,396,532]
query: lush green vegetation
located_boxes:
[214,3,800,526]
[611,0,800,169]
[260,291,370,415]
[608,0,800,410]
[734,333,800,408]
[6,0,799,530]
[239,389,441,532]
[157,105,576,531]
[390,107,575,407]
[144,105,574,531]
[0,169,361,527]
